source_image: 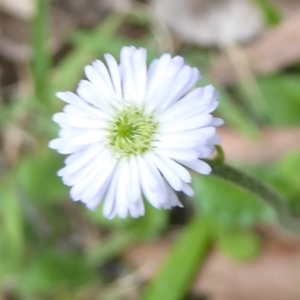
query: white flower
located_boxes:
[49,46,223,219]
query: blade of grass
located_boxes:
[51,12,157,94]
[51,13,126,93]
[141,217,212,300]
[0,174,24,275]
[31,0,51,104]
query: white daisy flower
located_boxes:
[49,46,223,219]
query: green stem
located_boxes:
[141,217,212,300]
[207,160,300,234]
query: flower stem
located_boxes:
[206,160,300,234]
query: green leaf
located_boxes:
[216,229,261,262]
[16,149,68,205]
[17,249,95,295]
[253,0,281,26]
[257,75,300,125]
[247,151,300,216]
[141,217,212,300]
[277,151,300,190]
[277,151,300,215]
[192,174,275,227]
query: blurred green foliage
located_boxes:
[253,0,282,26]
[0,0,300,299]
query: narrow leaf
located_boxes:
[141,217,211,300]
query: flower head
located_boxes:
[49,46,223,219]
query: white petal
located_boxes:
[62,149,114,186]
[156,128,215,150]
[85,178,111,210]
[182,183,194,197]
[84,65,116,99]
[49,138,90,154]
[58,128,106,143]
[153,139,201,150]
[172,102,218,123]
[152,154,183,191]
[160,99,216,124]
[156,128,214,146]
[137,155,166,208]
[146,58,158,83]
[197,145,215,158]
[103,167,119,219]
[77,80,112,113]
[52,112,107,129]
[115,159,130,218]
[156,156,191,183]
[160,85,218,122]
[57,91,111,119]
[69,154,116,200]
[164,183,182,208]
[177,159,212,175]
[120,46,136,100]
[159,114,213,134]
[208,135,221,145]
[155,148,198,161]
[159,66,200,112]
[59,95,110,121]
[49,133,101,151]
[104,54,122,98]
[92,60,114,91]
[146,56,184,112]
[197,127,218,138]
[146,53,172,100]
[80,160,117,203]
[63,104,97,119]
[128,157,142,203]
[128,200,145,218]
[56,91,82,105]
[210,117,224,127]
[144,155,174,208]
[59,145,101,176]
[132,48,147,101]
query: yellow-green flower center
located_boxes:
[107,104,158,158]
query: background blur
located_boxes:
[1,0,300,299]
